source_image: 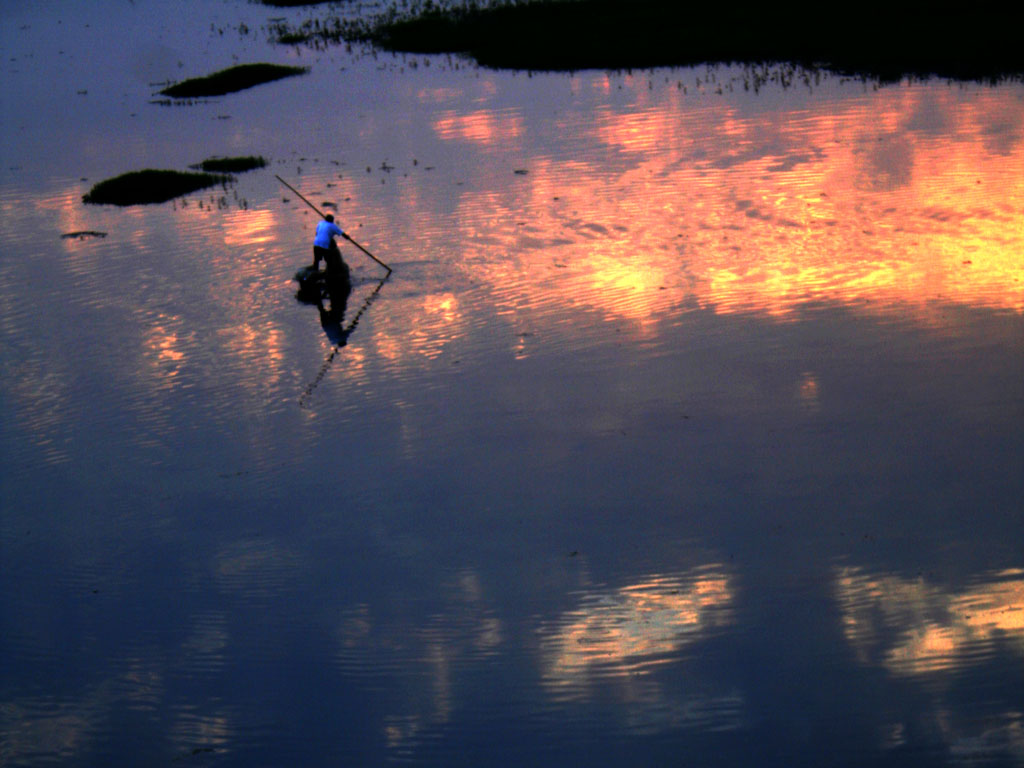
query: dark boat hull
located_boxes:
[294,263,350,303]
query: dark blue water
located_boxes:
[2,2,1023,765]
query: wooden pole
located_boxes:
[276,174,392,274]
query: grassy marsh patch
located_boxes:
[194,156,268,173]
[271,16,346,46]
[159,63,308,98]
[83,170,230,206]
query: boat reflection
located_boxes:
[298,269,389,409]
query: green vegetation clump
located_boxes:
[159,63,308,98]
[83,170,230,206]
[329,0,1023,81]
[195,156,268,173]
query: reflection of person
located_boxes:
[313,214,349,281]
[317,275,352,348]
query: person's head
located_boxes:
[324,214,334,223]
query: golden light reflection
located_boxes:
[5,78,1023,461]
[797,371,820,412]
[432,108,524,147]
[217,322,287,384]
[427,81,1024,329]
[541,570,734,695]
[143,315,188,373]
[835,567,1024,677]
[374,291,464,365]
[220,208,277,249]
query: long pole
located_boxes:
[276,174,392,274]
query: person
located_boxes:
[313,214,349,280]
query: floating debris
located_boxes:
[159,63,308,98]
[83,170,229,206]
[60,230,108,240]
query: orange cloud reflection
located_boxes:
[835,567,1024,677]
[430,81,1023,329]
[541,570,734,694]
[433,108,524,147]
[221,209,278,248]
[6,78,1022,454]
[536,567,740,733]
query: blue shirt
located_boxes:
[314,220,345,248]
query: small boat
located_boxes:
[294,261,350,304]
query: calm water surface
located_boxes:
[1,2,1022,766]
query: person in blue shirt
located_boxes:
[313,214,349,281]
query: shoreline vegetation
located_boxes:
[159,63,308,98]
[273,0,1022,81]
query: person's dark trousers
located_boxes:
[313,245,332,269]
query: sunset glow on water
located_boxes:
[1,2,1022,765]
